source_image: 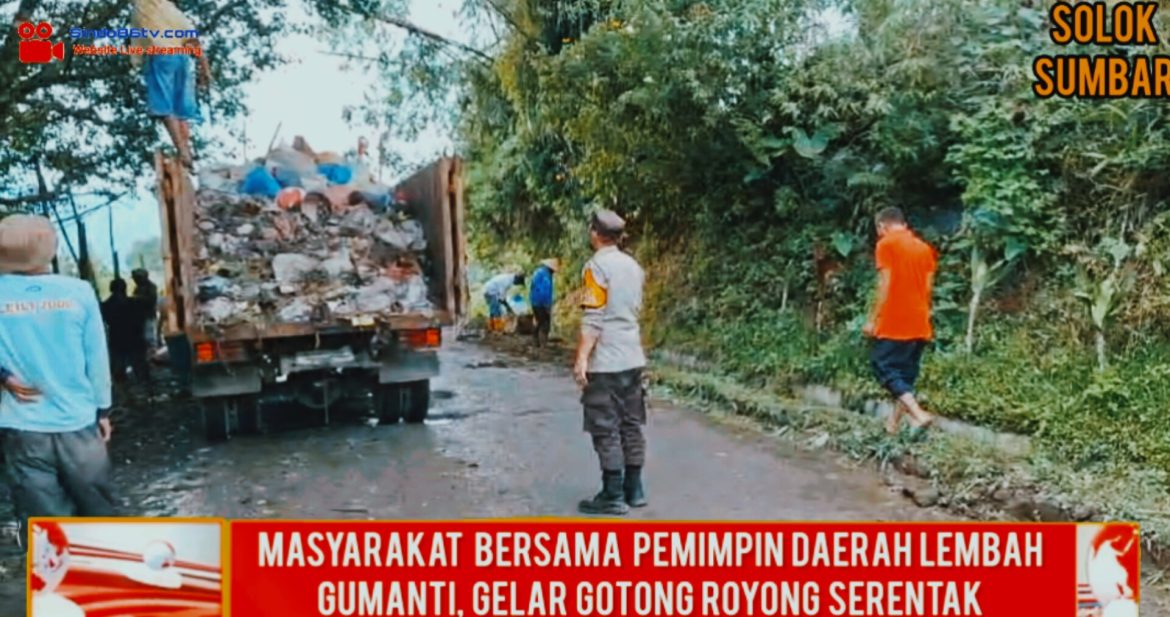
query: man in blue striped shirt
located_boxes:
[0,215,118,543]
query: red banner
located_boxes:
[227,521,1125,617]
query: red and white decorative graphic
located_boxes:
[1078,523,1141,617]
[30,521,85,617]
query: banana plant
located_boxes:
[965,243,1022,354]
[1074,239,1134,372]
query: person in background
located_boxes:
[574,210,648,516]
[483,272,525,334]
[529,259,560,347]
[132,269,160,352]
[132,0,211,170]
[101,279,151,384]
[0,215,118,543]
[862,207,939,435]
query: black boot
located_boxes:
[624,466,647,508]
[578,470,630,515]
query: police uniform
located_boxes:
[578,211,648,515]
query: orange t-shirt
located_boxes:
[874,228,937,341]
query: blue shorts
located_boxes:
[485,294,504,318]
[870,339,928,398]
[145,55,200,122]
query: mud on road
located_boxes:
[0,337,996,612]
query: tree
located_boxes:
[0,0,288,200]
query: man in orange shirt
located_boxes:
[863,207,938,434]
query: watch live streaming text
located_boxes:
[16,22,201,63]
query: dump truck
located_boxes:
[154,153,468,441]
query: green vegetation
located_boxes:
[445,0,1170,482]
[1,0,287,199]
[6,0,1168,520]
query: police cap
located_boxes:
[590,209,626,236]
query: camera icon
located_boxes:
[17,21,65,64]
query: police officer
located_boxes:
[574,210,648,516]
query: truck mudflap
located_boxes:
[192,365,263,398]
[378,350,440,385]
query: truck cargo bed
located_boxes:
[155,153,467,344]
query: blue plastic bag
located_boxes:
[508,294,531,316]
[240,166,281,198]
[317,163,353,185]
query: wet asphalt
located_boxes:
[133,339,938,522]
[0,339,941,613]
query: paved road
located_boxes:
[144,340,937,522]
[0,340,939,613]
[5,340,1168,613]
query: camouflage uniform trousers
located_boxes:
[581,368,647,471]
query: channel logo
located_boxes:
[18,21,65,64]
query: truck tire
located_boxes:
[202,399,232,442]
[402,380,431,424]
[236,396,263,435]
[375,385,403,425]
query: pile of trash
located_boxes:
[191,136,434,327]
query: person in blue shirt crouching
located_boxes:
[0,215,118,545]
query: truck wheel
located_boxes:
[403,380,431,424]
[202,399,232,442]
[375,385,403,425]
[236,396,263,435]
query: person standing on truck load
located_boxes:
[574,210,648,516]
[132,0,211,170]
[132,269,160,352]
[529,259,560,347]
[101,279,152,384]
[0,215,118,543]
[862,207,939,436]
[483,272,525,334]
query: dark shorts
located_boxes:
[869,339,928,398]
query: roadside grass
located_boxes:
[477,327,1170,599]
[647,361,1170,574]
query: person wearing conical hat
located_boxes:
[132,0,211,170]
[0,215,119,546]
[529,258,559,348]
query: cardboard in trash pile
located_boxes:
[192,145,433,328]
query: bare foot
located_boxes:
[910,414,937,430]
[885,417,900,435]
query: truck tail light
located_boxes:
[402,328,441,349]
[194,341,249,364]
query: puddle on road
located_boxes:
[427,410,482,423]
[137,466,210,517]
[465,360,509,369]
[514,408,553,418]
